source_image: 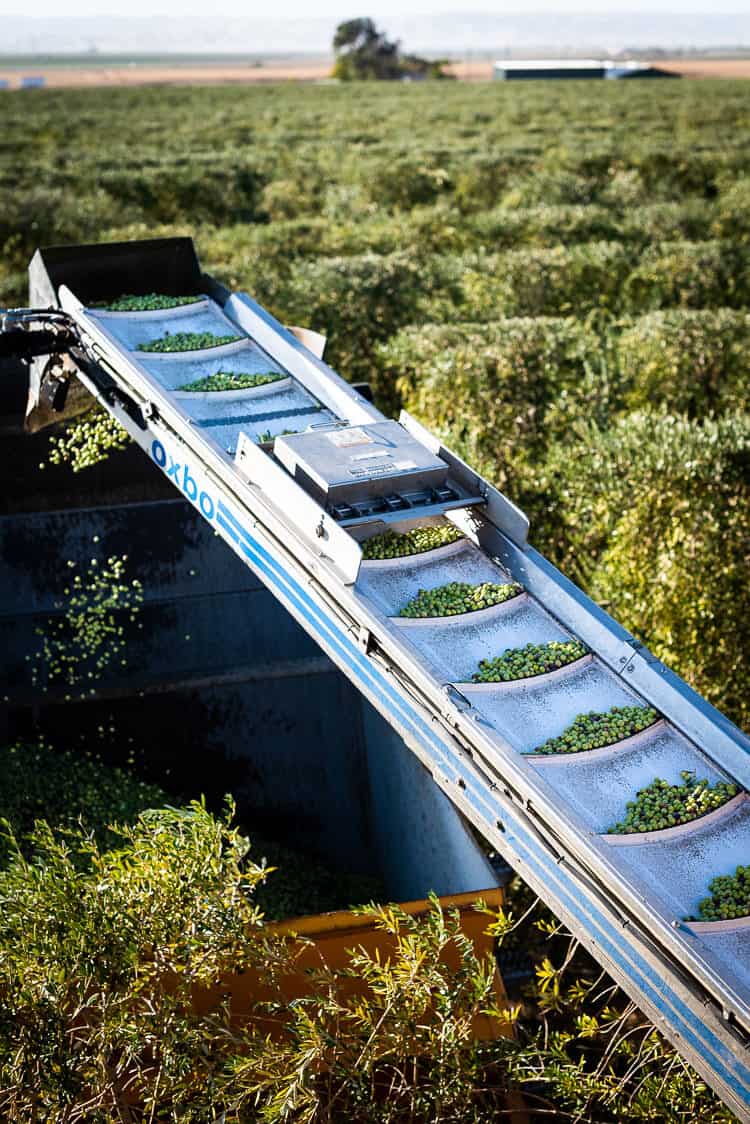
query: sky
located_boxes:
[3,5,748,55]
[3,1,750,19]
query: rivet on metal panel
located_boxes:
[613,638,641,673]
[357,626,373,655]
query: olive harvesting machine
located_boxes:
[2,238,750,1118]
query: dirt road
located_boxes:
[1,56,748,90]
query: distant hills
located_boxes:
[2,11,750,57]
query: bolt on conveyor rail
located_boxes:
[3,238,750,1119]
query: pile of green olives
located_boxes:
[608,771,739,834]
[362,524,463,560]
[137,330,241,353]
[178,370,283,392]
[472,639,587,683]
[398,580,523,619]
[532,705,659,755]
[689,865,750,922]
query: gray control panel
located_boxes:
[273,421,472,523]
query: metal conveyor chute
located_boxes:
[4,238,750,1120]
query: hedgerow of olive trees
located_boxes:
[0,800,275,1121]
[547,411,750,729]
[0,801,519,1123]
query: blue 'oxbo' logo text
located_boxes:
[151,439,216,519]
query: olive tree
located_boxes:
[548,411,750,730]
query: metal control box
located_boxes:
[274,421,453,520]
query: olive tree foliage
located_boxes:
[225,901,515,1124]
[0,800,277,1122]
[332,18,449,81]
[378,317,601,507]
[0,801,517,1123]
[255,250,430,390]
[493,890,735,1123]
[616,309,750,417]
[547,411,750,730]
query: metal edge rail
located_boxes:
[489,532,750,783]
[53,287,750,1119]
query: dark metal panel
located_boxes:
[0,498,373,872]
[0,355,27,428]
[0,499,262,616]
[211,672,374,871]
[1,589,328,702]
[360,699,502,900]
[10,671,375,876]
[29,238,203,308]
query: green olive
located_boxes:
[362,524,463,560]
[472,639,587,683]
[532,705,659,756]
[398,580,523,618]
[137,330,241,353]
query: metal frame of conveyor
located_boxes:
[6,240,750,1120]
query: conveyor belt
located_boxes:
[11,264,750,1117]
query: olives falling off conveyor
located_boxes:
[4,239,750,1119]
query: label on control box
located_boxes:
[327,427,373,448]
[348,460,395,477]
[346,458,418,478]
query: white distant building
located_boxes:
[492,59,676,80]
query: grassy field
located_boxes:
[1,77,749,735]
